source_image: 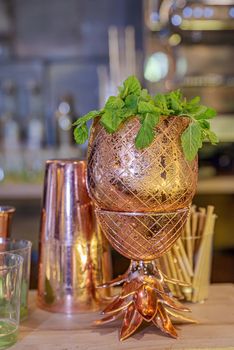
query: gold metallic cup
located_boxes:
[37,159,111,313]
[0,206,15,238]
[87,116,198,340]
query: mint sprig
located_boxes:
[73,76,218,161]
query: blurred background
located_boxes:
[0,0,233,287]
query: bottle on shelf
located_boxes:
[1,80,23,181]
[24,81,44,182]
[55,95,82,158]
[26,81,44,150]
[1,80,21,150]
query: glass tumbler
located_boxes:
[0,239,32,320]
[0,253,23,349]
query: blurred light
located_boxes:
[76,243,87,266]
[175,0,186,8]
[58,115,72,130]
[206,0,234,4]
[193,7,203,18]
[0,168,4,182]
[219,155,230,168]
[144,52,169,83]
[58,102,70,114]
[229,7,234,18]
[171,14,182,26]
[150,11,160,23]
[191,31,202,42]
[204,7,214,18]
[169,33,182,46]
[183,7,193,18]
[176,57,187,77]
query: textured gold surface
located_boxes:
[96,209,189,261]
[96,261,197,341]
[88,115,198,340]
[88,117,197,212]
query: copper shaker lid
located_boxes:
[0,206,15,238]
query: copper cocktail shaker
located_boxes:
[37,159,111,313]
[0,206,15,238]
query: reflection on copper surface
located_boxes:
[88,116,197,212]
[37,160,111,313]
[88,115,198,340]
[96,208,189,261]
[96,261,197,341]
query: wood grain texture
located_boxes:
[11,284,234,350]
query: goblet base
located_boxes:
[96,260,197,341]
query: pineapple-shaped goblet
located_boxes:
[87,116,198,340]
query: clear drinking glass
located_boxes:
[0,239,32,320]
[0,252,23,349]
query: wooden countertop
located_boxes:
[12,284,234,350]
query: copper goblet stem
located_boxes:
[95,208,196,341]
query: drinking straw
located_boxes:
[162,205,217,302]
[172,245,191,284]
[177,239,193,277]
[191,211,199,265]
[185,215,193,267]
[161,255,177,295]
[192,206,214,302]
[166,251,183,298]
[194,211,216,302]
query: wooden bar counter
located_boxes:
[12,284,234,350]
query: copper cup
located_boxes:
[37,159,111,313]
[0,206,15,238]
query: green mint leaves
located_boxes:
[135,113,160,149]
[179,96,218,160]
[118,75,141,98]
[73,76,218,160]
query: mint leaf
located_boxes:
[186,96,200,111]
[100,111,122,133]
[140,89,151,102]
[191,106,216,120]
[198,119,210,129]
[74,123,89,144]
[189,96,200,106]
[119,76,141,98]
[166,90,183,113]
[125,94,138,113]
[181,122,202,161]
[154,94,173,115]
[119,107,135,121]
[105,96,124,110]
[203,129,219,145]
[200,107,216,119]
[138,101,160,114]
[135,113,160,149]
[73,75,218,160]
[73,110,100,126]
